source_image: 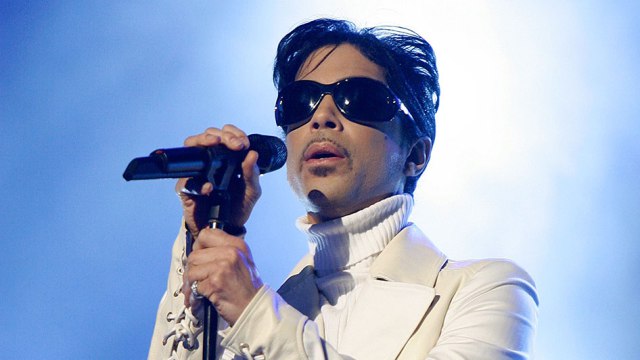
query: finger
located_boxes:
[192,228,249,252]
[183,281,205,309]
[185,248,255,292]
[220,124,248,139]
[218,125,249,151]
[175,176,188,192]
[242,150,262,201]
[183,266,215,309]
[188,245,250,269]
[180,178,213,196]
[184,275,217,309]
[182,124,251,151]
[185,249,245,308]
[184,129,223,147]
[187,126,248,151]
[176,177,214,196]
[182,273,194,307]
[180,128,223,199]
[177,126,251,191]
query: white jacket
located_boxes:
[149,224,538,359]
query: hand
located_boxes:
[183,228,263,326]
[176,125,262,239]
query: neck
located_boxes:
[296,194,414,274]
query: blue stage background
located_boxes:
[2,1,639,358]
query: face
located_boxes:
[285,44,411,223]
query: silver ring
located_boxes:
[191,280,204,299]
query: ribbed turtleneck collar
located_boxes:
[295,194,414,276]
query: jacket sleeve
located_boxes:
[147,225,344,360]
[427,260,539,360]
[219,286,351,360]
[148,224,204,360]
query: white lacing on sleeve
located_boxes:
[162,244,203,359]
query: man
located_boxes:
[149,19,538,359]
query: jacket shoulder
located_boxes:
[445,258,535,282]
[438,258,539,306]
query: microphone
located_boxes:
[122,134,287,181]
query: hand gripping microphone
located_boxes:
[123,133,286,360]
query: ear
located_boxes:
[404,137,432,177]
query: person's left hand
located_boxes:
[182,227,263,326]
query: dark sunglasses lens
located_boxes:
[276,78,402,128]
[336,79,398,123]
[277,82,321,126]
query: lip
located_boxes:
[303,141,346,164]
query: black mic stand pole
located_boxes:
[185,157,243,360]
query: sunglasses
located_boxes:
[274,77,413,130]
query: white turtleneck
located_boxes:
[295,194,414,349]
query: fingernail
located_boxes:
[231,137,244,148]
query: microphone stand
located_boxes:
[122,139,282,359]
[184,156,243,360]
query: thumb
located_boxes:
[242,150,262,202]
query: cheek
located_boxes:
[373,133,405,164]
[363,137,406,182]
[284,137,303,191]
[284,134,299,169]
[388,144,406,169]
[285,157,299,187]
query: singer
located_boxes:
[148,18,538,359]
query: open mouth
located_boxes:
[310,151,339,159]
[303,142,346,162]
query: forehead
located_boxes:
[296,43,387,84]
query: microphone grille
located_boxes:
[248,134,287,174]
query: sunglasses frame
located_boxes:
[275,77,414,130]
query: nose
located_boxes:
[309,94,344,131]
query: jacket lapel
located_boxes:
[340,225,447,360]
[276,225,447,359]
[338,279,435,359]
[277,255,325,332]
[371,225,447,287]
[277,264,320,319]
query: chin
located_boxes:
[307,187,370,219]
[294,185,339,210]
[303,190,348,221]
